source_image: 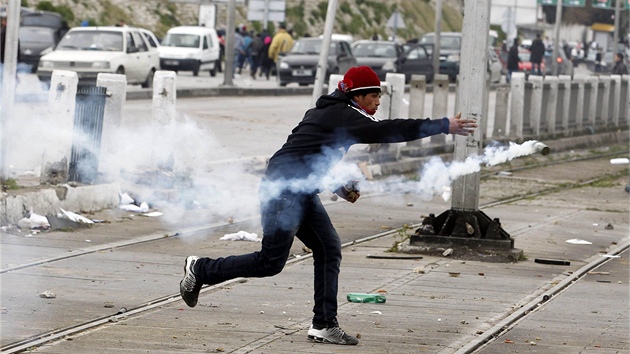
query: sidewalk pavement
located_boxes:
[3,173,628,353]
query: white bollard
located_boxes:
[430,74,449,144]
[529,75,544,136]
[96,73,127,181]
[610,75,621,127]
[375,82,391,120]
[509,72,526,138]
[622,75,630,125]
[544,76,558,134]
[385,72,406,118]
[407,75,427,147]
[598,76,611,127]
[41,70,78,184]
[558,75,571,135]
[587,76,599,129]
[493,86,509,137]
[152,71,177,125]
[328,74,343,95]
[573,75,586,130]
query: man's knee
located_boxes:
[261,257,286,277]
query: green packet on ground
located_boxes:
[347,293,386,303]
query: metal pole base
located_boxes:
[405,209,523,263]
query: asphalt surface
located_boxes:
[1,151,629,354]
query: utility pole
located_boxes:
[551,0,562,76]
[612,0,621,53]
[432,0,443,79]
[222,0,236,86]
[311,0,338,105]
[0,0,20,181]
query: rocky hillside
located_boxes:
[24,0,464,40]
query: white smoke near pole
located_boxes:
[362,140,546,201]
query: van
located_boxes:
[158,26,220,76]
[19,11,70,72]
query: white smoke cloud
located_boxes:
[361,140,541,201]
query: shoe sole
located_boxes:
[307,334,356,345]
[180,256,198,307]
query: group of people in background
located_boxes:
[214,23,294,80]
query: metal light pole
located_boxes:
[0,0,20,181]
[222,0,236,86]
[551,0,563,76]
[612,0,621,53]
[311,0,338,105]
[432,0,443,79]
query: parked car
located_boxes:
[396,43,434,83]
[351,40,404,80]
[419,32,462,82]
[544,47,574,76]
[276,37,357,87]
[19,11,69,73]
[37,26,160,88]
[518,48,546,74]
[487,47,502,83]
[158,26,220,76]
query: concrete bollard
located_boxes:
[621,75,629,126]
[587,76,599,129]
[598,76,611,127]
[328,74,343,95]
[493,86,509,137]
[544,76,558,135]
[375,82,391,120]
[385,73,406,118]
[573,75,586,130]
[558,75,571,135]
[430,74,449,144]
[529,75,544,136]
[407,75,427,147]
[41,70,78,185]
[610,75,621,127]
[96,73,127,182]
[509,72,526,138]
[152,71,177,125]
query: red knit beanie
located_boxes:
[338,66,381,96]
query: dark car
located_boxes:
[351,40,403,80]
[396,43,434,83]
[419,32,462,82]
[19,11,69,73]
[276,38,357,87]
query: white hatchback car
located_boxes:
[37,26,160,87]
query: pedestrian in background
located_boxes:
[259,34,273,80]
[232,26,244,75]
[179,66,477,346]
[249,32,263,79]
[612,52,628,75]
[268,23,293,64]
[529,34,545,76]
[507,37,521,83]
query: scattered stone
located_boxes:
[443,248,453,257]
[39,291,56,299]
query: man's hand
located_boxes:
[448,112,478,136]
[335,182,360,203]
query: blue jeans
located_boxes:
[195,182,342,328]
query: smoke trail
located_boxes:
[362,140,541,201]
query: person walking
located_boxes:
[268,23,293,65]
[179,66,477,346]
[529,34,545,76]
[259,34,273,80]
[612,52,629,75]
[232,27,244,75]
[249,32,263,79]
[507,38,521,83]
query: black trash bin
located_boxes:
[68,85,107,183]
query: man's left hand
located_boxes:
[448,112,478,136]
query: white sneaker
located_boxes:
[307,325,359,345]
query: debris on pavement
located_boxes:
[220,230,261,242]
[39,291,56,299]
[59,208,94,224]
[17,208,50,229]
[565,238,592,245]
[443,248,453,257]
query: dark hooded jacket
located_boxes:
[263,89,449,187]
